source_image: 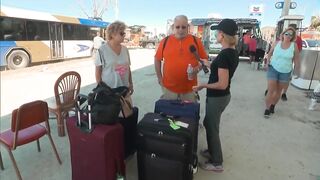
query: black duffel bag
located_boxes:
[87,82,122,125]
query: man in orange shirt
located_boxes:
[154,15,208,102]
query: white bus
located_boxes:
[0,6,109,69]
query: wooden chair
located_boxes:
[0,100,62,180]
[48,71,81,136]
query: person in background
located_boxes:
[249,35,257,64]
[264,27,300,118]
[95,21,133,94]
[193,19,239,172]
[243,30,251,57]
[264,25,302,100]
[280,25,302,101]
[93,31,105,56]
[154,15,208,102]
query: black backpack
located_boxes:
[87,82,122,125]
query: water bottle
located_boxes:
[117,174,124,180]
[187,64,194,80]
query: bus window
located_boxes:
[25,20,49,40]
[63,24,91,40]
[0,17,26,41]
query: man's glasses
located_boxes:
[175,26,187,29]
[284,32,293,37]
[120,32,126,36]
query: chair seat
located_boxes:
[0,125,47,148]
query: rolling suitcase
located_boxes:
[119,107,139,158]
[154,99,200,161]
[137,113,198,180]
[66,101,126,180]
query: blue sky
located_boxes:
[2,0,320,33]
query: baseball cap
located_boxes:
[211,19,238,36]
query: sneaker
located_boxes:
[264,109,270,118]
[199,161,224,172]
[200,149,211,159]
[269,104,275,114]
[281,93,288,101]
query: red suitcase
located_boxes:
[66,116,125,180]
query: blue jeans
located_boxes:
[267,65,291,83]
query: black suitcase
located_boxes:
[137,113,197,180]
[119,107,138,158]
[154,99,200,160]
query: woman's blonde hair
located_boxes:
[280,27,296,42]
[106,21,126,40]
[221,32,238,46]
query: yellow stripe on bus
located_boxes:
[16,41,51,63]
[54,15,80,24]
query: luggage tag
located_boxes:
[174,121,189,128]
[168,118,180,130]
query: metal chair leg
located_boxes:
[0,149,4,170]
[37,140,41,152]
[47,134,62,165]
[7,148,22,180]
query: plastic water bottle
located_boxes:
[187,64,193,80]
[117,174,124,180]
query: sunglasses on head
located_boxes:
[175,26,187,29]
[284,32,293,37]
[120,32,126,36]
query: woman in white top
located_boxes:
[95,21,133,94]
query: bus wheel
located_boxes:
[7,50,30,70]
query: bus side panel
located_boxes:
[63,40,93,58]
[15,41,51,63]
[0,41,16,66]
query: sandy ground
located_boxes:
[0,49,319,180]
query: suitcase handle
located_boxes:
[169,100,194,106]
[159,112,180,119]
[76,95,94,133]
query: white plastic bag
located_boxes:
[308,83,320,111]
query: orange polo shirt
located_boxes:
[155,34,208,93]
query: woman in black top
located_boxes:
[193,19,239,172]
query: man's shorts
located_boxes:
[249,51,256,56]
[267,65,292,83]
[161,87,198,103]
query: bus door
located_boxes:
[49,23,64,59]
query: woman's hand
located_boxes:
[192,84,204,92]
[157,77,163,86]
[203,60,211,68]
[129,83,134,95]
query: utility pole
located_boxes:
[281,0,291,16]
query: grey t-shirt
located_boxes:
[95,43,130,88]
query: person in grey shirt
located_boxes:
[94,21,133,94]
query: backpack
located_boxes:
[161,35,199,58]
[87,82,122,125]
